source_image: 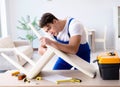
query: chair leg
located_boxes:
[103,42,106,51]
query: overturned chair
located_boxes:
[0,36,33,66]
[0,24,97,79]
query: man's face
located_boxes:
[43,20,59,36]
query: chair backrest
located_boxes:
[95,25,108,51]
[95,25,107,41]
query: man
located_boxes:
[38,12,90,70]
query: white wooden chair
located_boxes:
[95,26,107,51]
[0,24,97,79]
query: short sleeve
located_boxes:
[69,20,84,37]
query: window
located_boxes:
[0,0,8,37]
[0,0,2,37]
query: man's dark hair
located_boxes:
[39,13,58,28]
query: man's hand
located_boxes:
[40,37,53,46]
[38,45,47,55]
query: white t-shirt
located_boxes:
[56,17,87,44]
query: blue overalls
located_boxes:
[53,18,91,70]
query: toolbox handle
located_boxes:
[108,52,116,56]
[93,59,98,63]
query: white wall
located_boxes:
[6,0,119,49]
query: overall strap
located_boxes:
[68,18,74,37]
[54,18,74,44]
